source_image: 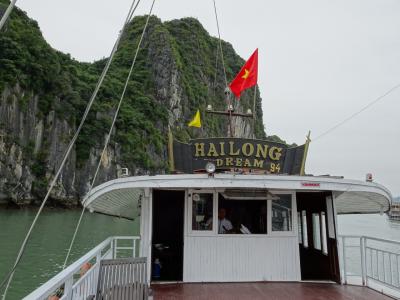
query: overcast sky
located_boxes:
[16,0,400,195]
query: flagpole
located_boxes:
[252,85,257,138]
[225,88,234,137]
[229,108,234,137]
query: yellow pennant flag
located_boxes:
[188,109,201,128]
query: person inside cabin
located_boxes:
[218,208,233,234]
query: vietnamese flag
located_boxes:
[229,49,258,98]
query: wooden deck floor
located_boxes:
[151,282,394,300]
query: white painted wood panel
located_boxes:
[183,235,301,282]
[139,190,152,283]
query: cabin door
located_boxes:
[152,190,185,281]
[297,192,340,283]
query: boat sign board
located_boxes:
[301,182,321,188]
[170,137,306,175]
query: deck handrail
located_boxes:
[23,236,140,300]
[339,234,400,299]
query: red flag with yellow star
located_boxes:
[229,49,258,98]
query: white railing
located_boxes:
[23,236,140,300]
[339,235,400,299]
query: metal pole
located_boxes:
[299,131,311,176]
[225,88,234,137]
[0,0,17,31]
[252,85,257,138]
[228,108,233,137]
[64,276,73,300]
[376,250,379,280]
[342,236,347,284]
[388,252,393,286]
[113,239,116,259]
[360,236,366,285]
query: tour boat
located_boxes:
[2,0,397,299]
[23,136,397,300]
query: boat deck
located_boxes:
[151,282,394,300]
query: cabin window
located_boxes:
[312,213,322,250]
[218,194,267,234]
[272,195,292,232]
[302,211,308,248]
[321,212,328,255]
[297,212,302,244]
[191,193,214,231]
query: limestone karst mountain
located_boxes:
[0,1,286,206]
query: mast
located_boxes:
[206,88,254,138]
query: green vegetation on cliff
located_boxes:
[0,1,287,202]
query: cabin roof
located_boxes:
[82,174,392,219]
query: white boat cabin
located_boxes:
[82,173,391,284]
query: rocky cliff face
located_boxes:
[0,3,268,206]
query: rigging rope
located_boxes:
[313,82,400,142]
[212,0,240,137]
[62,0,155,270]
[0,0,139,297]
[61,0,142,270]
[0,0,17,31]
[212,0,228,88]
[212,42,220,95]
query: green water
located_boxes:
[0,209,138,299]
